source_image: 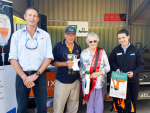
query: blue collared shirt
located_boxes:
[9,26,53,71]
[121,43,130,54]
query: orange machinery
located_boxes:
[29,68,82,97]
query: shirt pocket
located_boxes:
[128,53,136,63]
[37,39,46,59]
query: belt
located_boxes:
[24,71,37,75]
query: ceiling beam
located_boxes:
[27,0,31,8]
[13,9,24,19]
[128,0,150,25]
[132,21,150,26]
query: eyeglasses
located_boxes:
[89,40,97,44]
[25,38,38,50]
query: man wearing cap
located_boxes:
[51,26,81,113]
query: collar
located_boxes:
[62,39,75,46]
[62,39,79,46]
[22,26,40,33]
[62,39,78,54]
[121,42,131,49]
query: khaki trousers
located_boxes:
[53,79,80,113]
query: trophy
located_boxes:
[67,54,77,75]
[64,54,80,75]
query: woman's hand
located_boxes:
[90,71,103,79]
[83,73,86,76]
[116,69,121,73]
[127,71,133,78]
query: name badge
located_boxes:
[130,53,135,56]
[117,53,122,55]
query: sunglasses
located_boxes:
[89,40,97,44]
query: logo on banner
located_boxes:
[0,80,4,100]
[68,22,88,37]
[47,80,55,91]
[82,28,85,31]
[0,68,4,71]
[68,25,77,32]
[104,14,126,21]
[7,107,16,113]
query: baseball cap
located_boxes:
[65,26,76,34]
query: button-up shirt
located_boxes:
[121,43,130,54]
[80,48,110,89]
[9,26,53,71]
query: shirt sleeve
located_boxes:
[51,43,60,64]
[101,50,110,75]
[45,34,54,60]
[8,33,18,62]
[79,51,86,79]
[132,50,145,76]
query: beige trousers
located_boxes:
[53,79,80,113]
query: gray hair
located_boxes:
[86,32,100,44]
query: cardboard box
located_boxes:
[47,97,54,113]
[47,107,54,113]
[35,97,54,113]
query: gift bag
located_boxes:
[109,71,128,99]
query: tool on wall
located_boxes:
[135,43,147,53]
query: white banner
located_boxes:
[68,21,88,37]
[0,65,17,113]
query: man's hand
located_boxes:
[127,71,134,78]
[26,82,35,88]
[116,69,121,73]
[23,73,39,86]
[65,60,74,68]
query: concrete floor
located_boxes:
[27,96,150,113]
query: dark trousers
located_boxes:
[128,81,139,113]
[16,73,47,113]
[118,81,139,113]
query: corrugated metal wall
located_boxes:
[30,0,126,27]
[8,0,28,14]
[15,24,150,54]
[15,24,123,53]
[47,26,124,53]
[7,0,28,18]
[130,25,150,49]
[130,0,144,17]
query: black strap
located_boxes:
[90,48,100,90]
[93,48,100,72]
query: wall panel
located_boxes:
[30,0,126,27]
[47,26,124,53]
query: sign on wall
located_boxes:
[68,21,88,37]
[0,65,17,113]
[104,14,126,21]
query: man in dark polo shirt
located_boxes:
[51,26,81,113]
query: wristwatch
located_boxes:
[36,71,40,76]
[100,71,103,75]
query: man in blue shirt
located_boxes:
[51,26,81,113]
[9,7,53,113]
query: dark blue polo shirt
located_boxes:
[51,39,81,83]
